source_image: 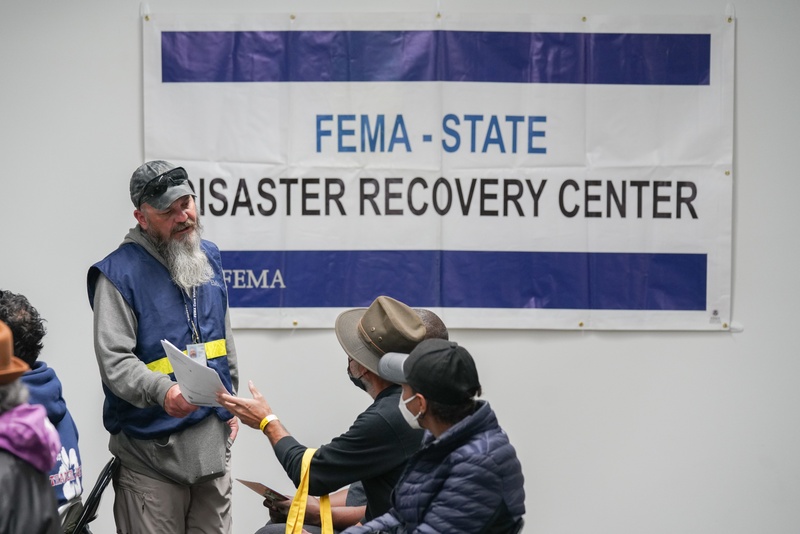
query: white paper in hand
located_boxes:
[161,339,227,407]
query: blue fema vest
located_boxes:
[87,239,234,440]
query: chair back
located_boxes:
[71,457,119,533]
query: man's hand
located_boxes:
[267,498,291,522]
[226,416,239,442]
[266,496,320,527]
[217,380,273,429]
[164,384,199,418]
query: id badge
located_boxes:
[186,343,207,366]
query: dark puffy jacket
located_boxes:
[345,401,525,533]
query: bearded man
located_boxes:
[87,161,239,534]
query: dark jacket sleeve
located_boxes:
[274,406,409,495]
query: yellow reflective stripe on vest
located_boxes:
[146,338,227,375]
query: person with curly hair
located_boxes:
[0,289,87,533]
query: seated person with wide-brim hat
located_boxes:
[219,296,449,532]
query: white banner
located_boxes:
[143,11,734,330]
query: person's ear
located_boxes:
[134,208,148,229]
[417,394,428,417]
[350,359,368,377]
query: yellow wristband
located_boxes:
[259,414,279,432]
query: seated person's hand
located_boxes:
[265,495,321,526]
[267,500,288,523]
[217,380,272,429]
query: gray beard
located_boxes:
[150,222,214,292]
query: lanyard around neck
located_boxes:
[183,287,200,344]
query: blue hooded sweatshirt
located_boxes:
[21,361,84,509]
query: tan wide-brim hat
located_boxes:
[0,320,30,385]
[334,296,426,375]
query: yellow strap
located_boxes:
[319,494,332,534]
[146,338,227,374]
[285,448,333,534]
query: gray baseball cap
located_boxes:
[130,160,195,210]
[379,339,481,405]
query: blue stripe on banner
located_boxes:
[220,250,707,310]
[162,31,710,85]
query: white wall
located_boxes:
[1,0,798,533]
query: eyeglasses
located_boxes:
[136,167,190,208]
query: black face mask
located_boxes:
[347,363,367,392]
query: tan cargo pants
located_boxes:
[111,456,232,534]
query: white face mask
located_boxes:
[399,393,423,430]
